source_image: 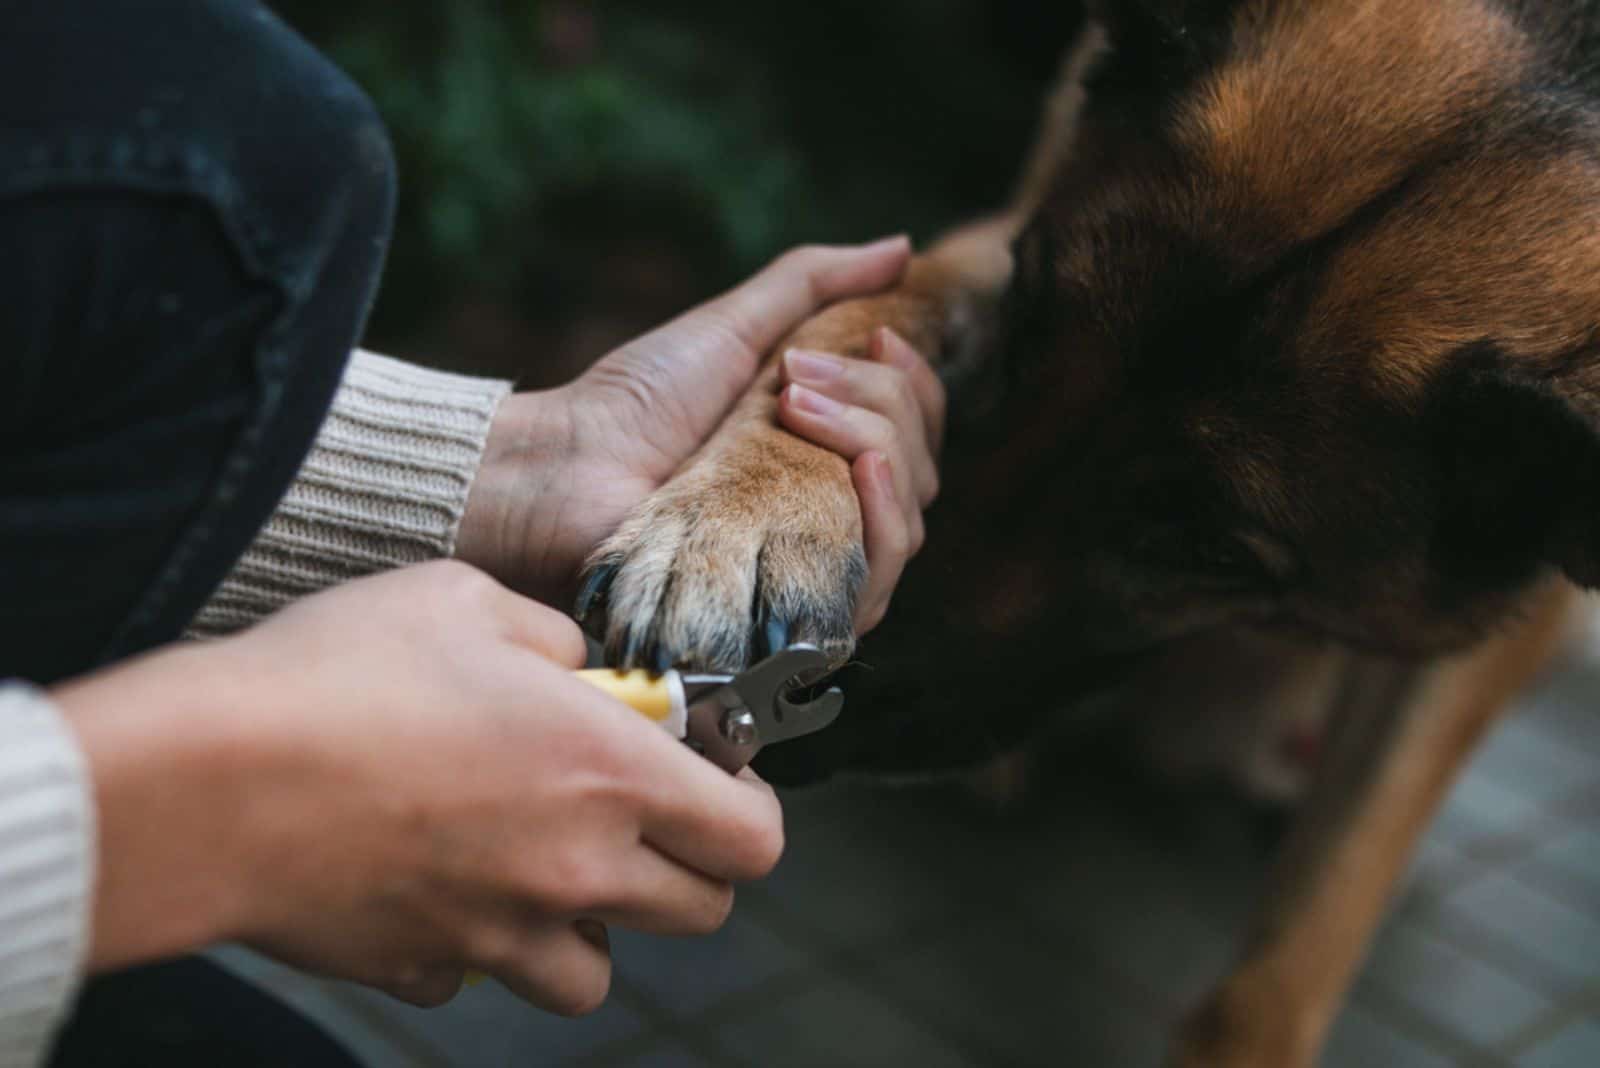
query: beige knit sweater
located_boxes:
[0,351,511,1066]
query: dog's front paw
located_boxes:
[577,440,865,672]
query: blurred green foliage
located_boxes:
[273,1,1079,369]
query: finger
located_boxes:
[781,349,940,506]
[632,743,786,882]
[381,969,466,1009]
[588,845,736,936]
[699,236,912,361]
[492,920,613,1018]
[852,452,912,633]
[734,766,770,789]
[495,589,589,668]
[873,327,947,458]
[585,237,914,458]
[503,666,783,883]
[778,386,923,522]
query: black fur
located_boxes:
[1429,340,1600,595]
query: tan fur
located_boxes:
[1079,1,1600,396]
[589,404,863,668]
[1185,0,1533,257]
[1308,152,1600,393]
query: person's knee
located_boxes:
[7,0,397,293]
[202,5,398,291]
[254,79,398,299]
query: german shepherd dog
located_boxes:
[578,2,1599,1063]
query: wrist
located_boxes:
[52,642,272,971]
[455,387,583,604]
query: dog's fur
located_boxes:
[580,2,1600,1063]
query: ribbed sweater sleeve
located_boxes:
[0,685,93,1068]
[188,349,512,636]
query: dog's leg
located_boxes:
[1172,579,1580,1068]
[577,23,1106,669]
[578,237,1013,670]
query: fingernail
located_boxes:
[784,349,845,384]
[788,383,844,418]
[877,327,915,368]
[865,233,911,253]
[867,328,885,361]
[871,452,895,492]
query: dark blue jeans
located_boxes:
[3,1,395,1063]
[1,0,395,686]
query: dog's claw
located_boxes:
[584,458,863,676]
[628,634,652,671]
[575,563,618,623]
[609,624,639,670]
[762,615,792,659]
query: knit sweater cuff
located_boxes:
[0,685,93,1068]
[189,350,512,637]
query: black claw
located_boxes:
[621,626,651,671]
[762,614,792,659]
[575,563,617,622]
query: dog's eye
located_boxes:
[1190,539,1258,574]
[1132,529,1280,583]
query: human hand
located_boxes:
[455,237,939,615]
[54,561,783,1015]
[776,327,944,632]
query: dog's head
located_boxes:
[759,0,1600,783]
[997,0,1600,655]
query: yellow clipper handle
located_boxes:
[573,668,690,739]
[464,668,689,990]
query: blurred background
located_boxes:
[209,4,1600,1066]
[272,0,1081,383]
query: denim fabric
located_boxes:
[51,958,363,1068]
[0,0,396,684]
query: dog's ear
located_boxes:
[1429,343,1600,591]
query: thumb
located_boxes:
[579,236,911,471]
[694,235,912,364]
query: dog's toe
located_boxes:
[580,469,863,673]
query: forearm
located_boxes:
[50,645,264,973]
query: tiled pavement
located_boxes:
[214,626,1600,1067]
